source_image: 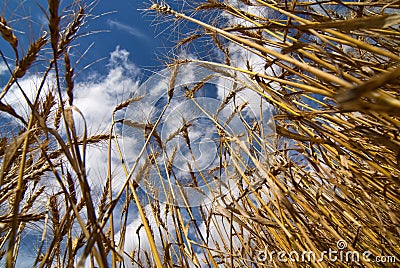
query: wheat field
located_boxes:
[0,0,400,267]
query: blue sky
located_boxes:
[0,1,171,80]
[77,1,169,76]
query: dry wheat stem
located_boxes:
[151,4,353,87]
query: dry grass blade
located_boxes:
[176,33,202,47]
[48,0,60,49]
[298,14,400,31]
[0,16,18,58]
[13,33,48,79]
[336,64,400,106]
[0,101,26,124]
[114,96,145,112]
[1,0,400,267]
[6,116,34,268]
[145,1,400,267]
[58,7,85,54]
[0,2,111,267]
[65,53,74,106]
[0,131,31,185]
[151,3,353,88]
[168,64,178,102]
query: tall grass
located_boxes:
[147,1,400,267]
[0,1,111,267]
[0,0,399,267]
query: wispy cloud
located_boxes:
[73,47,140,192]
[0,62,8,76]
[107,19,149,41]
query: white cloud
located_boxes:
[1,45,142,205]
[75,46,139,130]
[0,62,8,76]
[3,72,55,122]
[107,19,149,41]
[72,46,141,197]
